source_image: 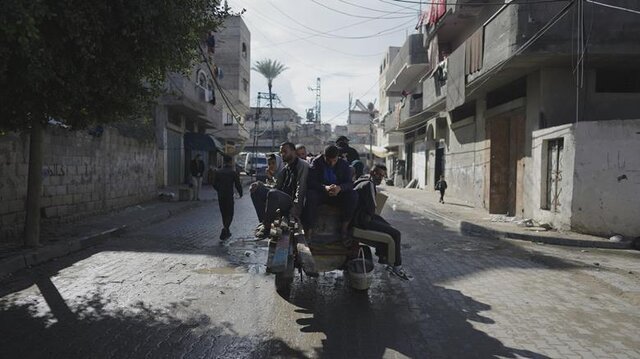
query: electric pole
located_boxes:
[307,77,321,123]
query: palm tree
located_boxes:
[252,59,288,151]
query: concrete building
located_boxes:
[154,15,251,186]
[291,122,332,156]
[244,107,301,153]
[376,47,404,180]
[381,1,640,237]
[210,15,252,155]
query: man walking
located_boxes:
[354,164,412,280]
[190,154,205,200]
[212,155,243,240]
[251,142,309,239]
[336,136,360,164]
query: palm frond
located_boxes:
[251,59,288,83]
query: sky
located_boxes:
[226,0,423,127]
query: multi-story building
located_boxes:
[244,107,301,153]
[381,1,640,237]
[154,15,251,186]
[347,108,376,163]
[210,15,251,155]
[376,47,404,179]
[291,122,332,156]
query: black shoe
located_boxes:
[219,228,230,240]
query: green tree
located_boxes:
[252,59,287,151]
[0,0,230,246]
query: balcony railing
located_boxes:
[385,33,428,95]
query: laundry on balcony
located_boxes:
[433,58,448,85]
[465,27,484,75]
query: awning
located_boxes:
[351,144,395,158]
[184,132,218,152]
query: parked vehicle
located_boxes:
[236,152,248,172]
[244,152,267,175]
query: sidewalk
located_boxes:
[0,185,227,279]
[383,186,636,250]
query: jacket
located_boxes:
[273,157,309,217]
[353,175,377,227]
[212,165,242,198]
[190,159,205,177]
[338,144,360,164]
[308,155,353,193]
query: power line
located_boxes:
[325,78,380,123]
[377,0,420,12]
[586,0,640,15]
[337,0,417,15]
[267,0,416,39]
[387,0,573,4]
[310,0,417,19]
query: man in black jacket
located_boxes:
[354,164,412,280]
[190,154,205,201]
[336,136,360,164]
[304,145,358,243]
[251,142,309,239]
[212,155,243,240]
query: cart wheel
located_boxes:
[275,254,295,294]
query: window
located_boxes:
[196,70,208,89]
[242,43,247,59]
[542,138,564,212]
[224,113,234,126]
[596,69,640,93]
[242,78,248,93]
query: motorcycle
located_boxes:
[266,193,395,293]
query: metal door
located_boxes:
[167,129,182,185]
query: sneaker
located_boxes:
[387,265,414,281]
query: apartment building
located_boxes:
[154,15,251,186]
[381,1,640,237]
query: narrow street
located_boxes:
[0,189,638,359]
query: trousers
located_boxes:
[250,184,292,226]
[218,195,234,229]
[363,214,402,266]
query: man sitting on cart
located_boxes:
[251,142,309,239]
[354,164,412,280]
[304,145,358,245]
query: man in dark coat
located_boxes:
[304,145,358,243]
[251,142,309,239]
[336,136,360,164]
[354,164,412,280]
[212,155,243,240]
[190,154,205,201]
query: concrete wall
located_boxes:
[528,124,576,231]
[571,119,640,237]
[0,127,159,244]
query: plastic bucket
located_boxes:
[347,250,374,290]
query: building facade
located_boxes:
[244,107,301,153]
[154,15,251,186]
[380,1,640,237]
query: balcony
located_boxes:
[385,33,428,95]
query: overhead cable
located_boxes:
[309,0,417,19]
[585,0,640,15]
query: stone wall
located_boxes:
[0,126,159,244]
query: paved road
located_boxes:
[1,191,639,358]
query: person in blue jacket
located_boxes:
[304,145,358,244]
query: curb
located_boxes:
[387,192,634,250]
[0,201,205,279]
[460,221,634,249]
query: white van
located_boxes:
[244,152,267,175]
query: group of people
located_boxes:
[246,137,410,280]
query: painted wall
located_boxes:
[571,119,640,237]
[0,127,159,244]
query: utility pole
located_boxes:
[308,77,321,123]
[257,91,276,151]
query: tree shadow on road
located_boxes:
[278,271,550,359]
[0,287,307,359]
